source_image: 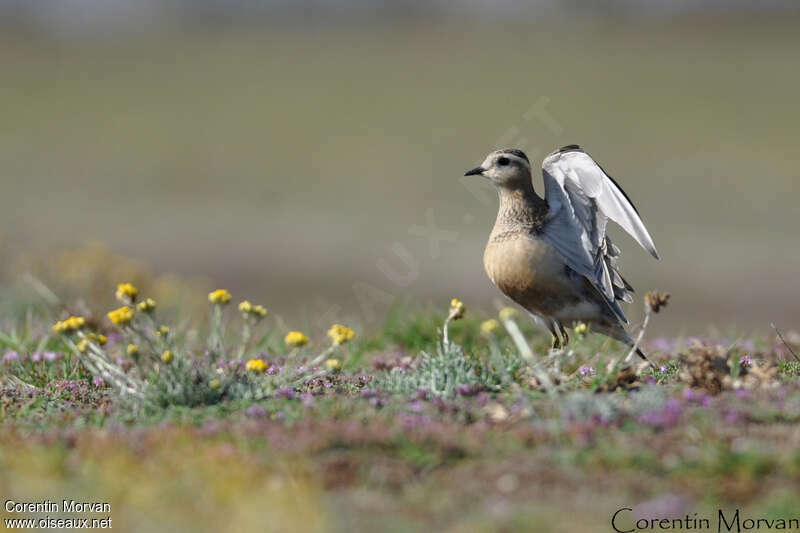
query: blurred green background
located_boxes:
[1,6,798,335]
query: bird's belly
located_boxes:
[484,236,580,316]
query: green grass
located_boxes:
[2,278,800,532]
[2,16,800,530]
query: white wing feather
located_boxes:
[540,147,659,322]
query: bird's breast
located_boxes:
[483,234,575,314]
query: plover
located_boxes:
[465,145,659,362]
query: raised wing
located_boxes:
[540,145,659,322]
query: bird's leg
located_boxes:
[547,321,562,350]
[550,335,561,350]
[557,321,569,347]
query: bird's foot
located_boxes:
[550,335,562,350]
[559,326,570,347]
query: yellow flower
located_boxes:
[240,300,268,319]
[209,379,222,390]
[480,319,501,337]
[115,282,139,304]
[499,307,519,322]
[68,316,87,330]
[127,344,140,357]
[245,359,268,373]
[327,324,355,346]
[285,331,309,348]
[107,306,134,326]
[449,298,466,320]
[53,316,86,334]
[76,339,88,353]
[161,350,173,364]
[208,289,232,305]
[86,333,108,346]
[137,298,157,313]
[325,358,342,371]
[574,322,588,335]
[157,325,169,338]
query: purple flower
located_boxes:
[408,400,425,412]
[724,410,741,424]
[635,494,689,521]
[362,388,386,406]
[300,393,314,407]
[369,397,385,408]
[578,365,596,377]
[475,392,489,407]
[400,414,430,430]
[31,352,43,363]
[455,384,480,397]
[245,405,267,418]
[650,338,677,353]
[371,353,414,371]
[638,398,684,428]
[105,331,123,346]
[2,351,19,364]
[362,388,377,399]
[659,366,668,374]
[275,387,295,400]
[198,421,224,437]
[92,376,106,388]
[43,351,61,362]
[413,388,429,401]
[740,355,753,367]
[683,388,712,407]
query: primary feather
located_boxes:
[540,145,659,323]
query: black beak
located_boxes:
[464,167,485,176]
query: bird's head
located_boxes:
[464,149,532,188]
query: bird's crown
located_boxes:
[493,148,529,163]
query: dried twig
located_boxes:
[501,316,555,395]
[624,307,652,364]
[23,273,61,307]
[772,323,800,363]
[610,291,668,371]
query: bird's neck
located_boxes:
[492,184,548,238]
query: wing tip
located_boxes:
[649,245,661,260]
[558,144,582,153]
[544,144,583,164]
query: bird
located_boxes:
[464,145,659,363]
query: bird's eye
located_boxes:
[497,157,510,166]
